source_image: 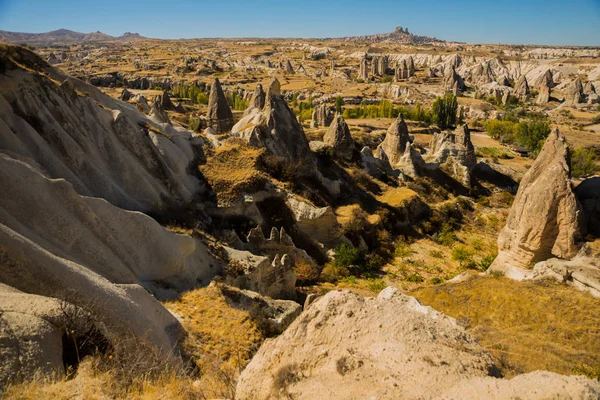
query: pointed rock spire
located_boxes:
[207,78,234,133]
[323,113,355,161]
[489,128,585,278]
[376,113,410,166]
[247,83,265,112]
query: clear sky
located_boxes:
[0,0,599,46]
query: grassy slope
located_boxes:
[411,275,600,378]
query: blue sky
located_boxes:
[0,0,599,46]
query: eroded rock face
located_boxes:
[310,103,334,128]
[444,65,464,93]
[428,124,476,185]
[236,288,600,399]
[207,78,234,133]
[231,79,316,174]
[359,55,369,81]
[323,113,354,161]
[224,247,297,300]
[247,83,265,112]
[149,95,170,124]
[513,75,530,102]
[565,78,584,105]
[0,47,203,213]
[489,128,585,278]
[216,283,301,334]
[375,113,410,166]
[0,45,222,383]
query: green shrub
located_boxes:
[570,146,598,178]
[430,277,444,285]
[514,120,551,157]
[394,241,412,258]
[367,278,387,292]
[430,250,445,259]
[406,273,424,283]
[334,243,360,268]
[433,223,457,247]
[320,262,349,283]
[478,255,496,271]
[451,245,474,264]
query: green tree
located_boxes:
[432,93,458,130]
[514,120,550,156]
[335,96,343,113]
[570,147,598,178]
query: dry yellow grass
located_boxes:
[5,284,264,400]
[376,187,418,208]
[199,140,268,204]
[411,276,600,378]
[3,359,200,400]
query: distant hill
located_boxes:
[337,26,444,44]
[0,29,149,45]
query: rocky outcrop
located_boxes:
[236,288,600,399]
[119,88,132,101]
[247,83,265,112]
[240,226,317,268]
[397,142,426,178]
[375,113,410,166]
[224,247,297,300]
[231,79,316,174]
[575,176,600,236]
[216,283,302,334]
[513,75,530,102]
[358,55,368,81]
[370,56,379,76]
[0,46,202,213]
[283,59,295,74]
[323,113,355,161]
[565,78,584,105]
[489,129,585,278]
[310,103,334,128]
[583,81,596,96]
[206,78,234,133]
[428,125,476,185]
[0,45,227,384]
[444,65,464,93]
[133,94,150,113]
[285,195,344,247]
[536,84,551,104]
[149,95,170,124]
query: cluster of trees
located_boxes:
[230,92,248,111]
[485,118,551,157]
[339,94,462,129]
[341,100,398,119]
[570,147,598,178]
[172,82,208,105]
[432,93,459,129]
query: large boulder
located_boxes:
[323,113,354,161]
[489,128,585,278]
[207,78,234,133]
[236,288,600,399]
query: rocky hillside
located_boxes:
[0,29,147,45]
[338,26,445,44]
